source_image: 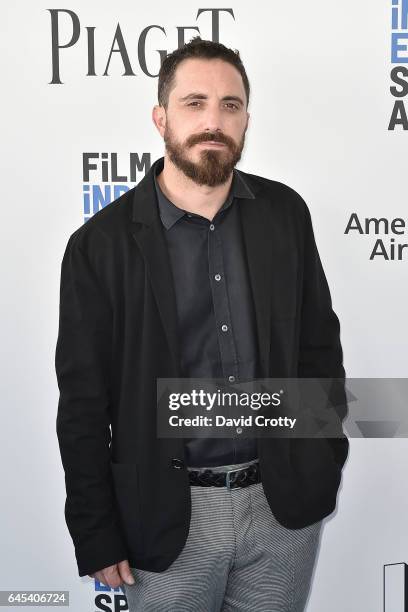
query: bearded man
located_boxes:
[55,36,349,612]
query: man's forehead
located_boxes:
[170,59,246,104]
[173,58,244,89]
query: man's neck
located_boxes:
[156,154,233,222]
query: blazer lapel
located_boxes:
[129,158,182,376]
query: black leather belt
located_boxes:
[188,461,261,489]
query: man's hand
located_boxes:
[89,559,136,588]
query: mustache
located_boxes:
[187,132,233,148]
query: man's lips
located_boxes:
[197,141,227,147]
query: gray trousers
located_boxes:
[123,460,322,612]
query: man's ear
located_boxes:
[152,105,166,138]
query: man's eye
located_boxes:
[186,101,238,110]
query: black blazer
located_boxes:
[55,156,349,578]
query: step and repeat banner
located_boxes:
[1,1,408,611]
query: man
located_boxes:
[55,37,349,611]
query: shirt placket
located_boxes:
[207,219,240,382]
[208,217,244,448]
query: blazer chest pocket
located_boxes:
[110,462,144,556]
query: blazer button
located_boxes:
[171,458,185,469]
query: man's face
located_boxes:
[159,58,249,187]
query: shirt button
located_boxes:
[221,324,228,332]
[209,224,215,231]
[171,458,185,469]
[236,427,243,434]
[214,274,221,281]
[228,375,235,382]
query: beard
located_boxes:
[163,120,247,187]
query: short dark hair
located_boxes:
[157,36,250,109]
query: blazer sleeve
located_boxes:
[297,201,349,470]
[55,230,127,577]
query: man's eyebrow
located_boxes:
[179,93,244,106]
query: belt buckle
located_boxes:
[225,466,246,490]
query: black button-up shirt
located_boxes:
[153,158,260,467]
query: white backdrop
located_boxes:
[1,1,407,610]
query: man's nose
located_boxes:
[202,106,224,133]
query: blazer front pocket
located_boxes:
[110,461,144,557]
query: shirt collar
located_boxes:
[153,160,255,230]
